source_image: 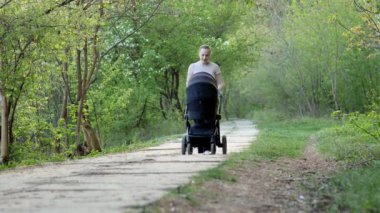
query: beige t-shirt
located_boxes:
[186,61,224,90]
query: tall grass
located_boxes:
[321,162,380,212]
[315,113,380,212]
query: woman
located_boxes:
[186,45,224,92]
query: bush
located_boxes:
[318,110,380,165]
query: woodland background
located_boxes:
[0,0,379,165]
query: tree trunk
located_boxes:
[172,69,183,113]
[55,89,68,152]
[0,90,9,164]
[159,96,167,119]
[83,120,101,152]
[332,23,340,111]
[331,72,339,110]
[8,81,26,144]
[73,0,103,155]
[299,85,315,115]
[135,98,148,128]
[75,48,83,145]
[57,48,70,151]
[159,67,183,115]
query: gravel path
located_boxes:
[0,119,258,213]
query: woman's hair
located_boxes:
[199,44,211,51]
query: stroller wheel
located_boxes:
[187,143,193,155]
[211,143,216,154]
[181,136,187,155]
[222,135,227,155]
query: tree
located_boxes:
[0,1,53,163]
[239,0,380,117]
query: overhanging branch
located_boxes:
[44,0,76,14]
[100,0,164,60]
[354,0,378,14]
[0,0,12,9]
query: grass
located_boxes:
[5,113,378,212]
[227,118,335,163]
[148,116,380,212]
[209,118,334,180]
[320,162,380,212]
[144,117,334,211]
[169,166,237,206]
[164,116,380,212]
[313,122,380,212]
[158,160,238,208]
[317,125,380,163]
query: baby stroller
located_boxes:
[182,72,227,155]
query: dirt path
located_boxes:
[0,120,258,213]
[150,136,338,213]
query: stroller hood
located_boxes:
[186,72,218,120]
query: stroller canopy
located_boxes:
[186,72,218,120]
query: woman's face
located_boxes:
[199,48,211,64]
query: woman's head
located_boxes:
[199,45,211,64]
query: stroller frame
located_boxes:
[181,72,227,155]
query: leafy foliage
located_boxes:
[0,0,255,165]
[235,0,380,117]
[316,162,380,212]
[318,108,380,165]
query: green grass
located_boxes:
[209,117,333,175]
[320,162,380,212]
[164,117,379,212]
[195,167,237,182]
[228,118,335,163]
[317,126,380,163]
[145,117,334,211]
[314,122,380,212]
[162,158,238,206]
[167,166,237,206]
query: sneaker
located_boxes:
[203,150,211,155]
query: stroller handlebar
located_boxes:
[218,93,223,115]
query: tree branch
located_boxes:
[335,18,378,39]
[134,97,148,128]
[351,119,380,142]
[353,0,380,34]
[354,0,378,14]
[100,0,164,60]
[83,0,97,11]
[365,12,380,34]
[0,0,12,9]
[44,0,76,14]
